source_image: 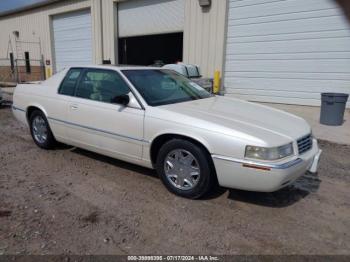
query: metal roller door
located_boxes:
[118,0,185,38]
[224,0,350,107]
[117,0,185,66]
[52,9,92,72]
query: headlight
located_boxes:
[245,143,294,160]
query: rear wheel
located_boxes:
[29,110,56,149]
[156,139,214,199]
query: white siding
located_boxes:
[52,9,92,72]
[102,0,118,64]
[117,0,185,37]
[0,0,228,79]
[0,0,91,66]
[224,0,350,107]
[183,0,228,78]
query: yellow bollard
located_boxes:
[45,67,52,79]
[213,70,221,94]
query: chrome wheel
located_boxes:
[32,115,48,144]
[164,149,201,190]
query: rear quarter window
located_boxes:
[58,68,82,96]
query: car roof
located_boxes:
[66,64,161,71]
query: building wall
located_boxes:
[91,0,117,64]
[0,0,228,79]
[97,0,229,77]
[183,0,228,78]
[0,0,122,73]
[0,66,42,82]
[102,0,118,64]
[222,0,350,107]
[0,0,92,72]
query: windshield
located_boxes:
[122,69,212,106]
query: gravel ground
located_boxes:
[0,95,349,255]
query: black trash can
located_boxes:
[320,93,349,126]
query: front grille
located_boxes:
[297,134,312,155]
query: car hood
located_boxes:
[157,96,311,146]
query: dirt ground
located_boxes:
[0,95,349,255]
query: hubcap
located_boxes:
[32,116,48,144]
[164,149,200,190]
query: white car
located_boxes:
[12,65,322,199]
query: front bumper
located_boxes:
[212,139,322,192]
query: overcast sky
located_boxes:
[0,0,46,12]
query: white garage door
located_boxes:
[52,9,92,72]
[224,0,350,107]
[118,0,185,37]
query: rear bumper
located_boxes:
[212,139,322,192]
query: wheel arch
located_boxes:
[150,133,214,168]
[26,104,48,123]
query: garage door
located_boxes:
[52,9,92,72]
[118,0,185,38]
[224,0,350,107]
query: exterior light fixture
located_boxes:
[198,0,211,8]
[12,31,19,38]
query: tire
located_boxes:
[156,139,214,199]
[29,110,56,149]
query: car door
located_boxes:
[66,68,145,162]
[52,68,83,142]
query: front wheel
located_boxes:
[156,139,214,199]
[29,110,56,149]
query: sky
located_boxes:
[0,0,46,13]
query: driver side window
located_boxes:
[75,69,130,104]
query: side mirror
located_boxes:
[127,93,142,109]
[112,94,130,106]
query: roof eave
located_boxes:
[0,0,62,18]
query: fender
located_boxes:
[150,129,212,151]
[26,103,49,122]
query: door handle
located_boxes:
[70,104,79,110]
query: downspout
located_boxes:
[99,0,104,61]
[219,0,230,95]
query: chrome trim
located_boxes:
[12,105,149,144]
[12,106,25,112]
[48,117,149,144]
[212,155,303,170]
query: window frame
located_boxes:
[58,67,84,97]
[58,67,144,109]
[73,68,133,104]
[57,67,147,111]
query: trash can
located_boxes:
[320,93,349,126]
